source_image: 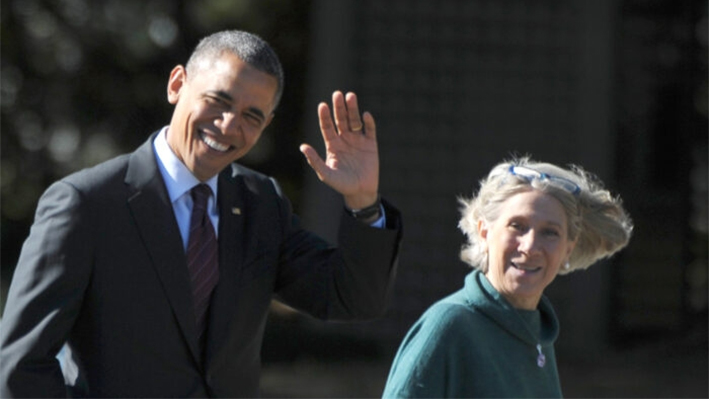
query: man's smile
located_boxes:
[199,130,231,152]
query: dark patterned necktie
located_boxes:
[186,184,219,349]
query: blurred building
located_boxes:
[296,0,707,365]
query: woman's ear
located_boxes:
[565,238,577,260]
[477,219,489,253]
[477,219,488,240]
[167,65,187,105]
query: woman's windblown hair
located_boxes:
[458,157,633,274]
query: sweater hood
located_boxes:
[462,269,559,347]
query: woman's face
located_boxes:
[479,190,576,310]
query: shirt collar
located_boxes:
[153,127,219,202]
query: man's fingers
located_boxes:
[332,91,366,133]
[331,91,349,134]
[299,144,328,182]
[362,111,376,139]
[345,92,363,132]
[318,102,337,141]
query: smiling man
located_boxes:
[166,50,278,182]
[0,30,403,398]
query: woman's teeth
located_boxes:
[512,263,540,272]
[201,132,229,152]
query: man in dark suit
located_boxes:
[0,30,402,398]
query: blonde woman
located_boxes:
[383,157,633,398]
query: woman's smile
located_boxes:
[509,262,542,273]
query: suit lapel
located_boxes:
[124,134,201,365]
[205,165,253,364]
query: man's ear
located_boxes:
[263,113,275,130]
[167,65,187,105]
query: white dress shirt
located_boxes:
[153,127,219,250]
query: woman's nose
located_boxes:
[518,231,541,254]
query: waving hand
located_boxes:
[300,91,379,210]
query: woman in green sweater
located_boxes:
[383,157,633,398]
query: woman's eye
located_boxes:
[509,222,524,231]
[542,229,560,237]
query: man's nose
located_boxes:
[219,113,239,135]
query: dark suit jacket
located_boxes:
[0,133,403,398]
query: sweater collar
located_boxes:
[463,269,560,347]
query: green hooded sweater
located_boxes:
[382,269,562,398]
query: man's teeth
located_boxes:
[201,133,229,152]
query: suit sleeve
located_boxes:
[0,181,92,398]
[271,176,403,320]
[330,199,403,318]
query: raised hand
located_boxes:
[300,91,379,210]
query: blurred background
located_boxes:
[1,0,707,397]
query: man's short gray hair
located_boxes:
[185,30,284,109]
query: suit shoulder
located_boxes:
[223,163,284,196]
[61,153,131,192]
[226,163,271,182]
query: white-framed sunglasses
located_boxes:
[508,165,581,196]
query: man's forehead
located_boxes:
[191,56,215,72]
[190,53,234,75]
[188,53,278,112]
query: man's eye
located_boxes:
[206,96,227,106]
[244,113,263,126]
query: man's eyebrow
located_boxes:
[247,107,266,121]
[206,90,233,102]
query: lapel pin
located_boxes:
[231,207,241,215]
